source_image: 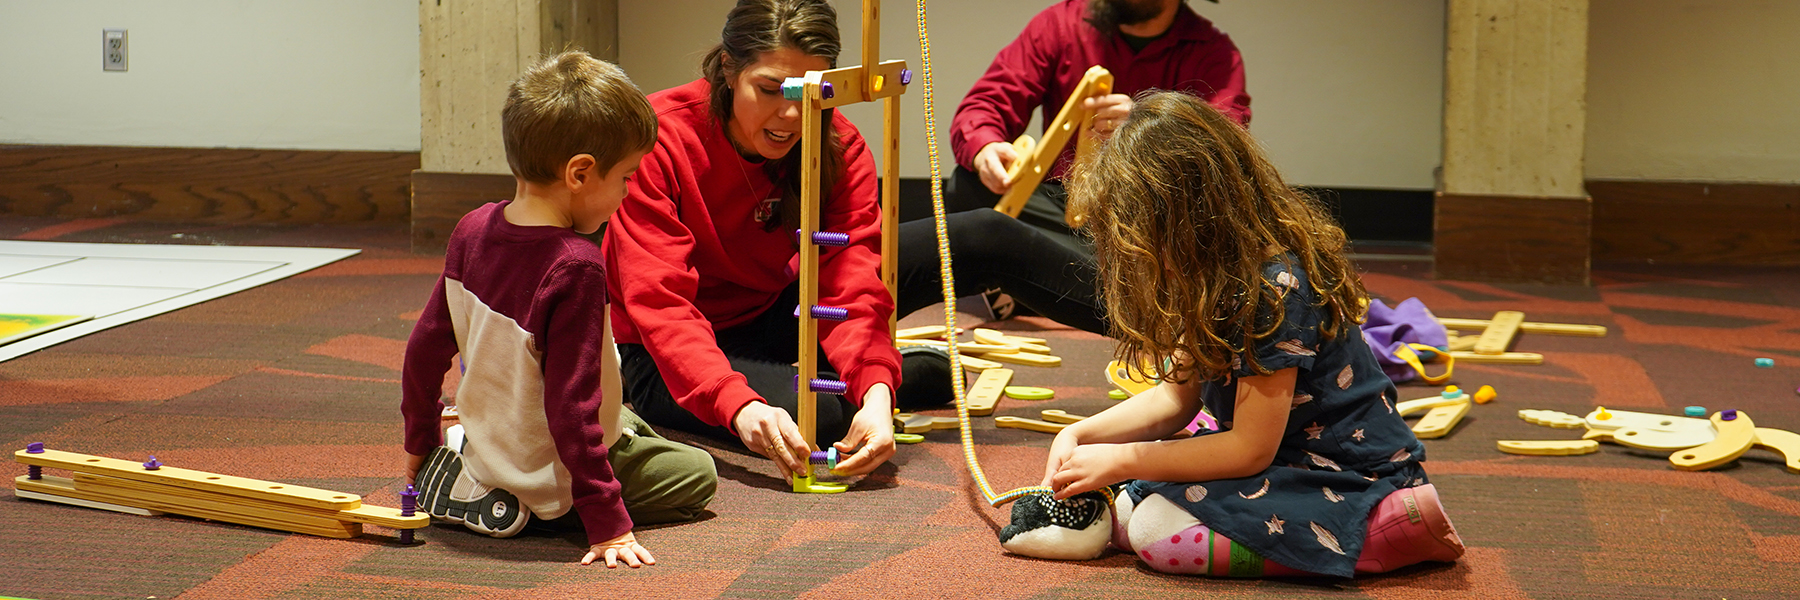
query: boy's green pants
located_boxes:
[607,407,717,524]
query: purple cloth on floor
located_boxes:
[1361,298,1449,383]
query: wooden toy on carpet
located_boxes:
[14,443,428,542]
[785,0,911,494]
[1498,407,1799,473]
[994,416,1068,434]
[1439,312,1608,366]
[1396,386,1478,439]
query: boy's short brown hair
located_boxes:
[503,51,657,183]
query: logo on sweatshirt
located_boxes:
[754,197,781,223]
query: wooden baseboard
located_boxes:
[1434,192,1591,284]
[0,145,416,224]
[409,171,514,254]
[1589,180,1800,265]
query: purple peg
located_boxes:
[900,69,913,85]
[809,379,848,395]
[1721,409,1738,421]
[399,484,420,544]
[820,82,835,100]
[25,442,43,480]
[143,456,161,470]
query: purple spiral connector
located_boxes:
[803,230,849,247]
[810,305,849,321]
[809,378,848,395]
[399,484,420,544]
[143,456,161,470]
[821,82,835,100]
[25,442,44,480]
[1722,409,1738,421]
[809,448,839,469]
[900,69,913,85]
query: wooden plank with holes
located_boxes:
[895,338,1017,354]
[1411,401,1471,439]
[15,448,360,510]
[1039,409,1087,425]
[973,329,1051,354]
[957,354,1003,373]
[816,61,909,110]
[71,472,426,529]
[895,325,958,340]
[964,368,1014,416]
[16,475,360,538]
[1473,311,1525,355]
[996,66,1113,217]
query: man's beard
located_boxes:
[1086,0,1167,33]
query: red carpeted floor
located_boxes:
[2,218,1798,600]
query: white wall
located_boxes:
[0,0,420,152]
[621,0,1447,189]
[1587,0,1800,184]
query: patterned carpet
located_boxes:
[2,217,1798,600]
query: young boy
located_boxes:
[401,51,717,568]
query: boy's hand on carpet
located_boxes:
[404,452,427,484]
[582,531,656,568]
[833,384,896,475]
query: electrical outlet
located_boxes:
[103,29,127,71]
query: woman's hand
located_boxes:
[733,401,810,480]
[1048,442,1131,500]
[581,531,656,567]
[831,383,896,475]
[1082,93,1135,138]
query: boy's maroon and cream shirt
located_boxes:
[603,78,901,431]
[400,201,631,544]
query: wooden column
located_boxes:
[412,0,618,253]
[1437,0,1591,284]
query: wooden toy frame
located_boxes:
[993,66,1114,225]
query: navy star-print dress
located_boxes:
[1125,257,1427,578]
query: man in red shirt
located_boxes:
[894,0,1251,330]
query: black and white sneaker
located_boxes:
[414,446,531,538]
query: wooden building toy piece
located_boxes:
[1497,440,1600,456]
[957,354,1004,373]
[15,447,359,510]
[896,325,960,340]
[1003,386,1055,400]
[1412,400,1471,439]
[986,351,1061,368]
[974,328,1051,354]
[1438,317,1607,337]
[1039,409,1087,425]
[1106,359,1157,396]
[893,413,960,433]
[995,66,1114,223]
[1448,351,1543,365]
[1583,407,1715,437]
[1671,410,1758,471]
[896,338,1018,354]
[964,367,1014,416]
[1396,388,1471,418]
[1473,385,1498,404]
[1472,310,1525,355]
[1750,427,1800,473]
[994,416,1068,434]
[1518,409,1586,429]
[1607,426,1718,451]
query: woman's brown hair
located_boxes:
[1068,91,1367,384]
[702,0,846,232]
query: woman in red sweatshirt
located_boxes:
[605,0,898,482]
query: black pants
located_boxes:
[619,284,856,448]
[894,166,1108,335]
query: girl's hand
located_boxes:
[831,383,896,475]
[581,531,656,567]
[733,402,810,481]
[1041,429,1081,488]
[1049,443,1129,500]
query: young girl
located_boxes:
[1042,91,1465,578]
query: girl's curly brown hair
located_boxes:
[1067,91,1367,384]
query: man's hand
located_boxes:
[733,401,810,480]
[1082,93,1135,138]
[973,142,1021,195]
[831,383,896,476]
[581,531,656,567]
